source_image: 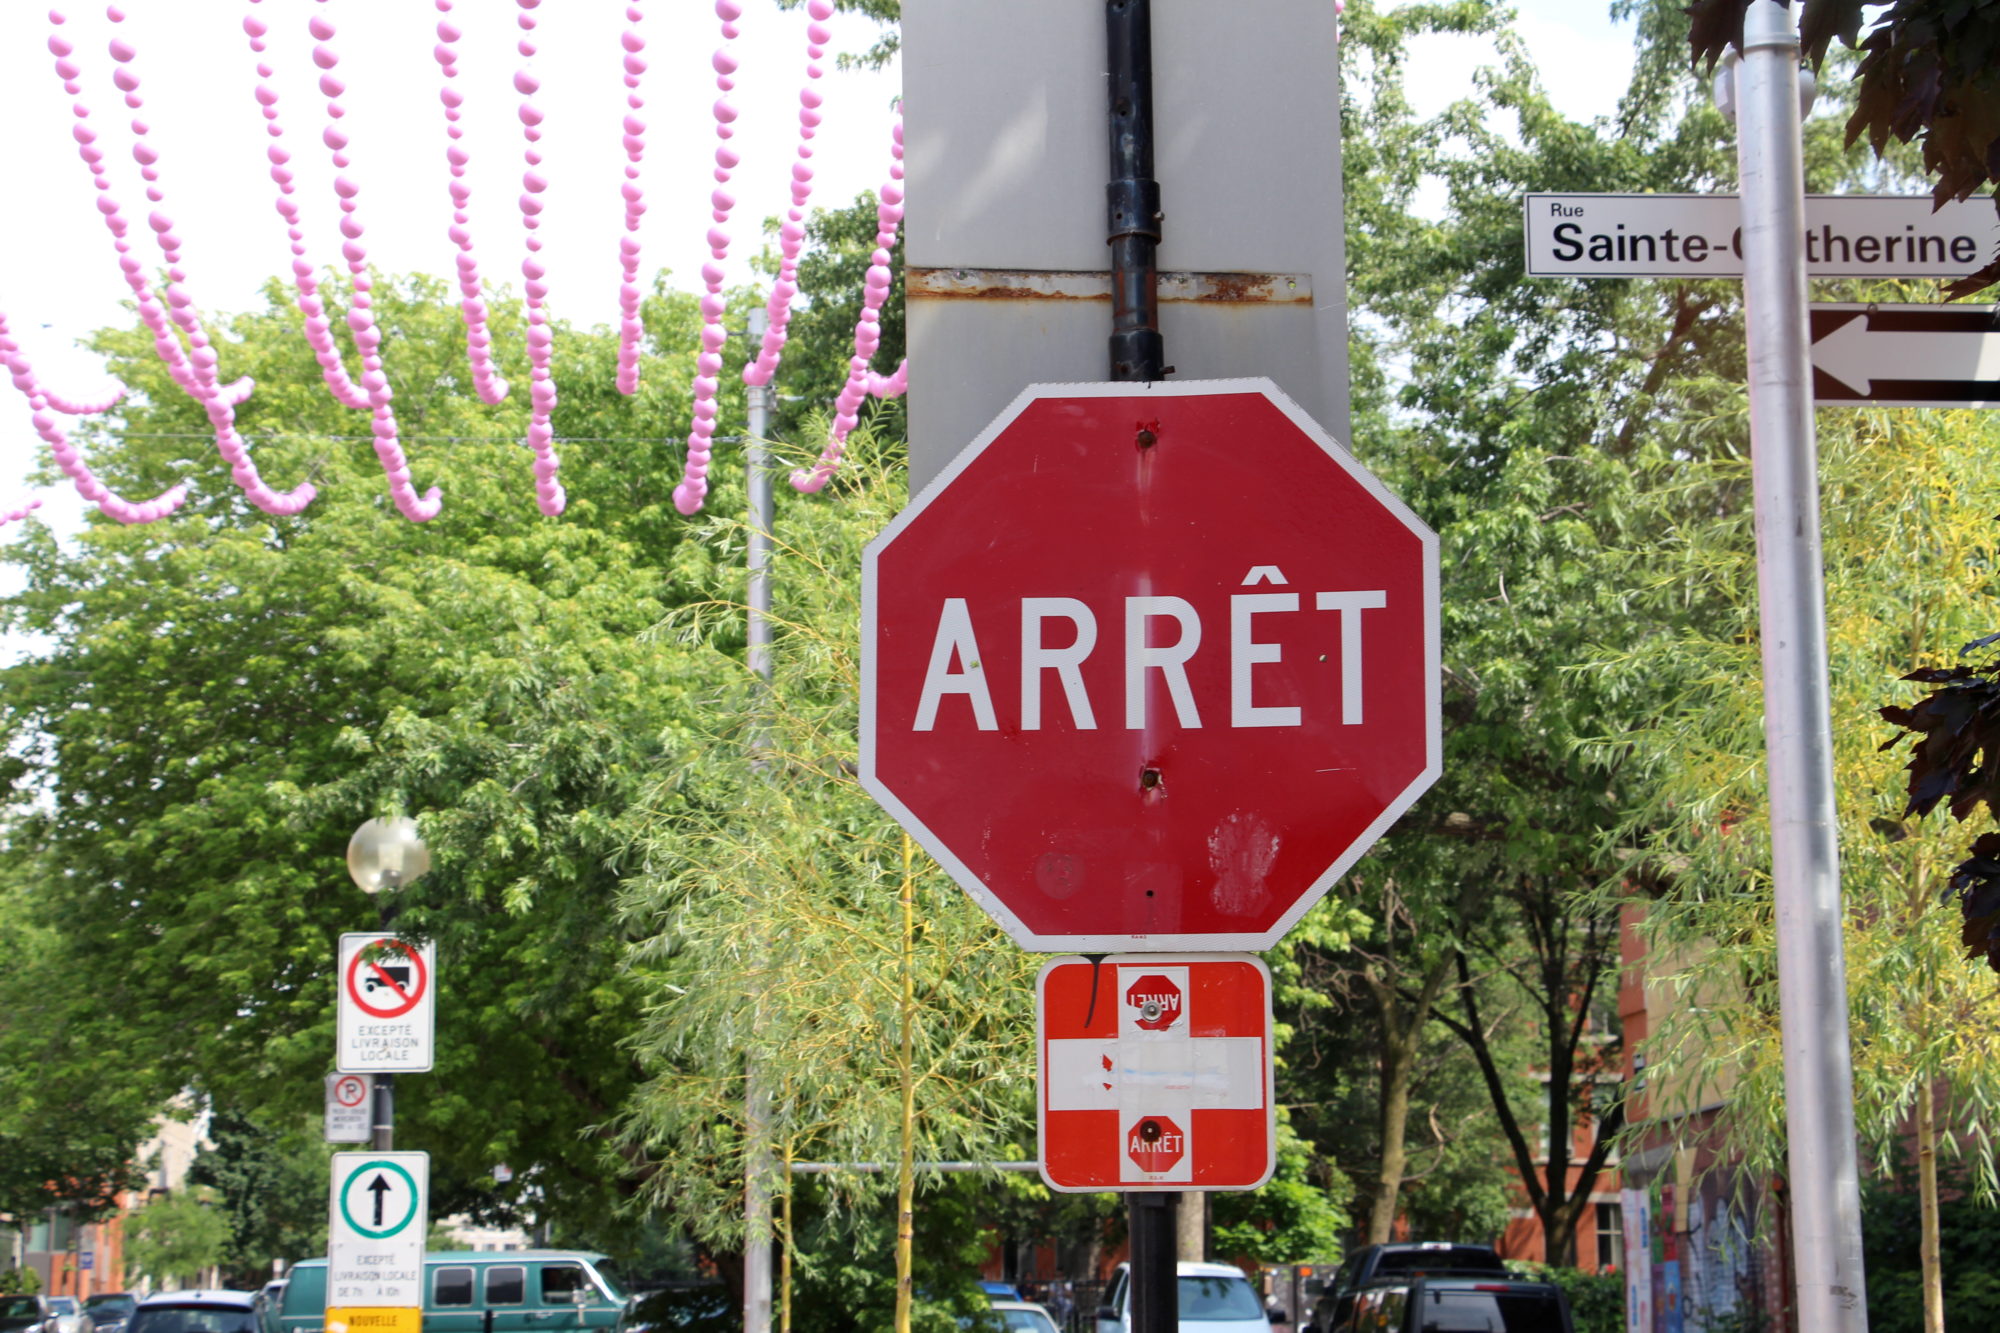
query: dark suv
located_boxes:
[1311,1244,1512,1331]
[1346,1275,1572,1333]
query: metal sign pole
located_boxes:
[1105,2,1179,1326]
[1733,3,1869,1326]
[743,305,775,1333]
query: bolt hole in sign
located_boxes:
[862,380,1440,952]
[1037,954,1273,1191]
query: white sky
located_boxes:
[0,1,1634,660]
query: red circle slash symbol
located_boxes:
[332,1075,369,1109]
[344,938,427,1019]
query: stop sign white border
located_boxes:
[861,377,1441,952]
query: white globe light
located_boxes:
[347,816,431,894]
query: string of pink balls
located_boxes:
[3,1,907,529]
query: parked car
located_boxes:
[129,1291,261,1333]
[1095,1261,1273,1333]
[1310,1245,1511,1332]
[269,1252,629,1333]
[83,1294,138,1333]
[1339,1275,1573,1333]
[46,1299,85,1333]
[967,1302,1059,1333]
[0,1295,55,1333]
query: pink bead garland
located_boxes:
[792,110,904,494]
[242,6,370,413]
[49,8,315,518]
[40,383,126,415]
[1,496,44,528]
[432,0,510,407]
[612,2,647,396]
[302,6,441,522]
[513,0,565,517]
[0,307,188,524]
[512,0,568,512]
[741,0,834,390]
[670,0,747,517]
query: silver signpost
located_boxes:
[1732,3,1869,1326]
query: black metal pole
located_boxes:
[1108,2,1175,1328]
[1129,1191,1179,1333]
[371,896,399,1151]
[1107,0,1164,383]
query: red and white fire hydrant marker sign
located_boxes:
[1037,954,1272,1192]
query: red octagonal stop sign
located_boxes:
[862,379,1439,951]
[1127,1114,1186,1176]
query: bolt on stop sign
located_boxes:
[863,379,1440,951]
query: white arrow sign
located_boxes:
[326,1151,428,1307]
[1810,304,2000,408]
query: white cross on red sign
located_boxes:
[1037,954,1272,1191]
[336,933,436,1073]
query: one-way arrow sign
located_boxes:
[1812,304,2000,408]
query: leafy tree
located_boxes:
[186,1109,330,1287]
[1603,403,2000,1333]
[1862,1151,2000,1333]
[0,866,154,1220]
[125,1188,233,1289]
[1320,0,1767,1261]
[1686,0,2000,296]
[618,430,1035,1332]
[0,270,735,1246]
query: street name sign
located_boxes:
[326,1150,428,1310]
[1811,304,2000,408]
[1525,194,1997,279]
[336,934,436,1074]
[1037,954,1272,1192]
[324,1072,374,1144]
[862,379,1441,952]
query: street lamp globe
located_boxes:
[347,816,430,895]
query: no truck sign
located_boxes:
[336,934,436,1073]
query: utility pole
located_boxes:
[742,305,776,1333]
[1731,3,1869,1326]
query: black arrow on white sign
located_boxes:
[1811,304,2000,408]
[368,1173,392,1227]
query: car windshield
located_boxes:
[1,1300,43,1330]
[1414,1289,1565,1333]
[1180,1277,1264,1322]
[50,1302,78,1314]
[84,1300,134,1314]
[580,1262,624,1303]
[128,1306,257,1333]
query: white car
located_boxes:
[975,1302,1061,1333]
[1095,1261,1273,1333]
[46,1298,86,1333]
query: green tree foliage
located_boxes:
[617,431,1035,1320]
[186,1109,330,1287]
[1321,0,1781,1260]
[1686,0,2000,296]
[1862,1152,2000,1333]
[124,1188,233,1288]
[0,270,735,1244]
[1598,404,2000,1327]
[0,867,154,1219]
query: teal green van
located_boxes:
[268,1253,628,1333]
